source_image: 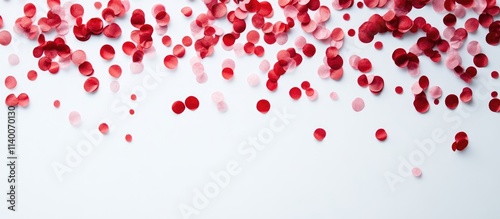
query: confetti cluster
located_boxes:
[2,0,499,152]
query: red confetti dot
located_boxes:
[79,61,94,76]
[173,44,186,58]
[162,35,172,47]
[108,65,122,78]
[489,99,500,112]
[172,101,186,114]
[418,76,429,90]
[492,91,498,98]
[414,94,430,113]
[163,55,178,69]
[185,96,200,111]
[181,7,193,17]
[374,41,383,50]
[103,23,122,38]
[125,134,132,142]
[289,87,302,100]
[98,123,109,134]
[87,17,104,34]
[100,44,115,60]
[395,86,403,94]
[375,128,387,141]
[0,30,12,46]
[465,18,479,33]
[222,67,234,80]
[492,71,499,79]
[70,4,84,18]
[129,109,135,115]
[473,53,488,67]
[24,3,36,18]
[347,29,355,37]
[84,77,99,93]
[130,94,137,101]
[182,36,193,47]
[17,93,29,107]
[460,87,473,103]
[27,70,37,81]
[357,58,372,73]
[369,76,384,94]
[302,43,316,57]
[343,13,350,21]
[256,99,271,114]
[53,100,60,108]
[445,94,459,109]
[313,128,326,141]
[443,13,457,26]
[5,94,18,107]
[452,131,469,151]
[301,81,310,90]
[5,76,17,89]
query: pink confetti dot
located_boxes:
[69,111,81,126]
[352,97,365,112]
[216,101,228,113]
[5,76,17,89]
[8,54,20,66]
[247,73,260,87]
[329,92,338,101]
[412,167,422,177]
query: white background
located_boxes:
[1,0,500,218]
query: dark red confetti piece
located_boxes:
[375,128,387,141]
[289,87,302,100]
[357,58,372,73]
[491,71,499,79]
[473,53,488,67]
[445,94,459,109]
[313,128,326,141]
[414,93,430,113]
[395,86,403,94]
[302,43,316,57]
[172,101,186,114]
[489,99,500,112]
[256,99,271,114]
[185,96,200,111]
